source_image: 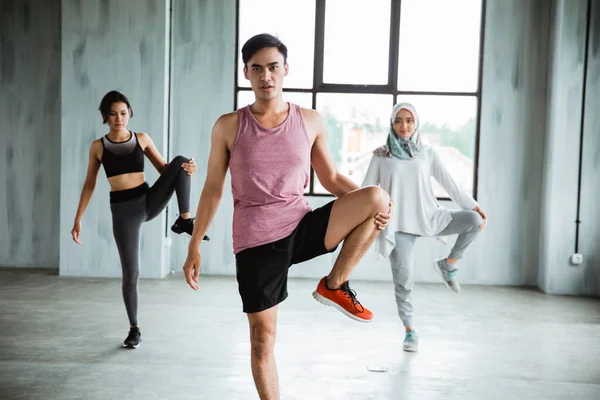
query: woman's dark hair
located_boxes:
[99,90,133,124]
[241,33,288,66]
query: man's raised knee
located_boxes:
[364,185,390,213]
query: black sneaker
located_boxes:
[170,217,210,242]
[123,326,141,349]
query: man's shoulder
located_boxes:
[213,111,239,135]
[299,108,325,136]
[216,111,239,126]
[300,107,321,121]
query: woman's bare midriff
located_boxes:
[108,172,146,192]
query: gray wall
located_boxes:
[59,0,170,278]
[538,0,597,295]
[168,0,236,275]
[538,0,600,296]
[468,0,550,286]
[579,0,600,296]
[0,0,61,268]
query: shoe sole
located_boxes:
[172,231,209,242]
[403,345,418,352]
[122,342,141,349]
[432,259,461,294]
[312,291,372,323]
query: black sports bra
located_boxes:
[100,131,145,178]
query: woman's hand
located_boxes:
[181,158,196,176]
[71,221,82,245]
[474,206,487,230]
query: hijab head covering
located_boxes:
[386,102,422,160]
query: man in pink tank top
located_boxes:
[182,34,392,399]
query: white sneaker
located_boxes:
[433,258,461,293]
[403,330,418,352]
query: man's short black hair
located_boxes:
[241,33,288,66]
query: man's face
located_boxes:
[244,47,288,101]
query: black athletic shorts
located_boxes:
[235,201,337,313]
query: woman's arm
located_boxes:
[138,132,195,175]
[137,133,168,174]
[430,148,487,229]
[71,141,102,244]
[430,148,478,210]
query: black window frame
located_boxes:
[234,0,487,201]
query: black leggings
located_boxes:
[109,155,191,326]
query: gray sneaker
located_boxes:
[433,258,461,293]
[403,330,418,352]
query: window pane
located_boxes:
[237,91,312,109]
[282,92,313,109]
[315,94,393,194]
[396,95,477,197]
[397,0,482,92]
[323,0,390,84]
[238,0,315,89]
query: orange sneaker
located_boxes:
[312,277,373,323]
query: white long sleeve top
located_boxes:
[362,144,478,258]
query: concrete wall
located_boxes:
[59,0,170,278]
[538,0,595,295]
[167,0,236,276]
[0,0,61,268]
[579,0,600,296]
[539,0,600,296]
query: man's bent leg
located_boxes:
[312,186,390,322]
[325,186,390,287]
[247,306,280,400]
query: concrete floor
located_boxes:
[0,268,599,400]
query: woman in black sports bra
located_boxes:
[70,90,209,349]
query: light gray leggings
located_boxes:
[110,156,191,326]
[389,210,483,327]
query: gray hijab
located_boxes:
[386,102,422,160]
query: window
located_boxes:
[315,94,393,194]
[237,0,315,89]
[236,0,485,199]
[323,0,391,85]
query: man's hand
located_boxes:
[71,221,82,245]
[374,200,393,230]
[183,250,202,290]
[181,158,196,176]
[474,206,488,230]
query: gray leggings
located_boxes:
[389,210,483,327]
[110,155,191,326]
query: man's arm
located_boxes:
[305,109,358,197]
[188,114,234,251]
[184,113,236,290]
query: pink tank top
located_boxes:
[229,103,312,254]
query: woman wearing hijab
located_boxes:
[362,102,487,352]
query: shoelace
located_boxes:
[340,283,365,313]
[443,269,457,281]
